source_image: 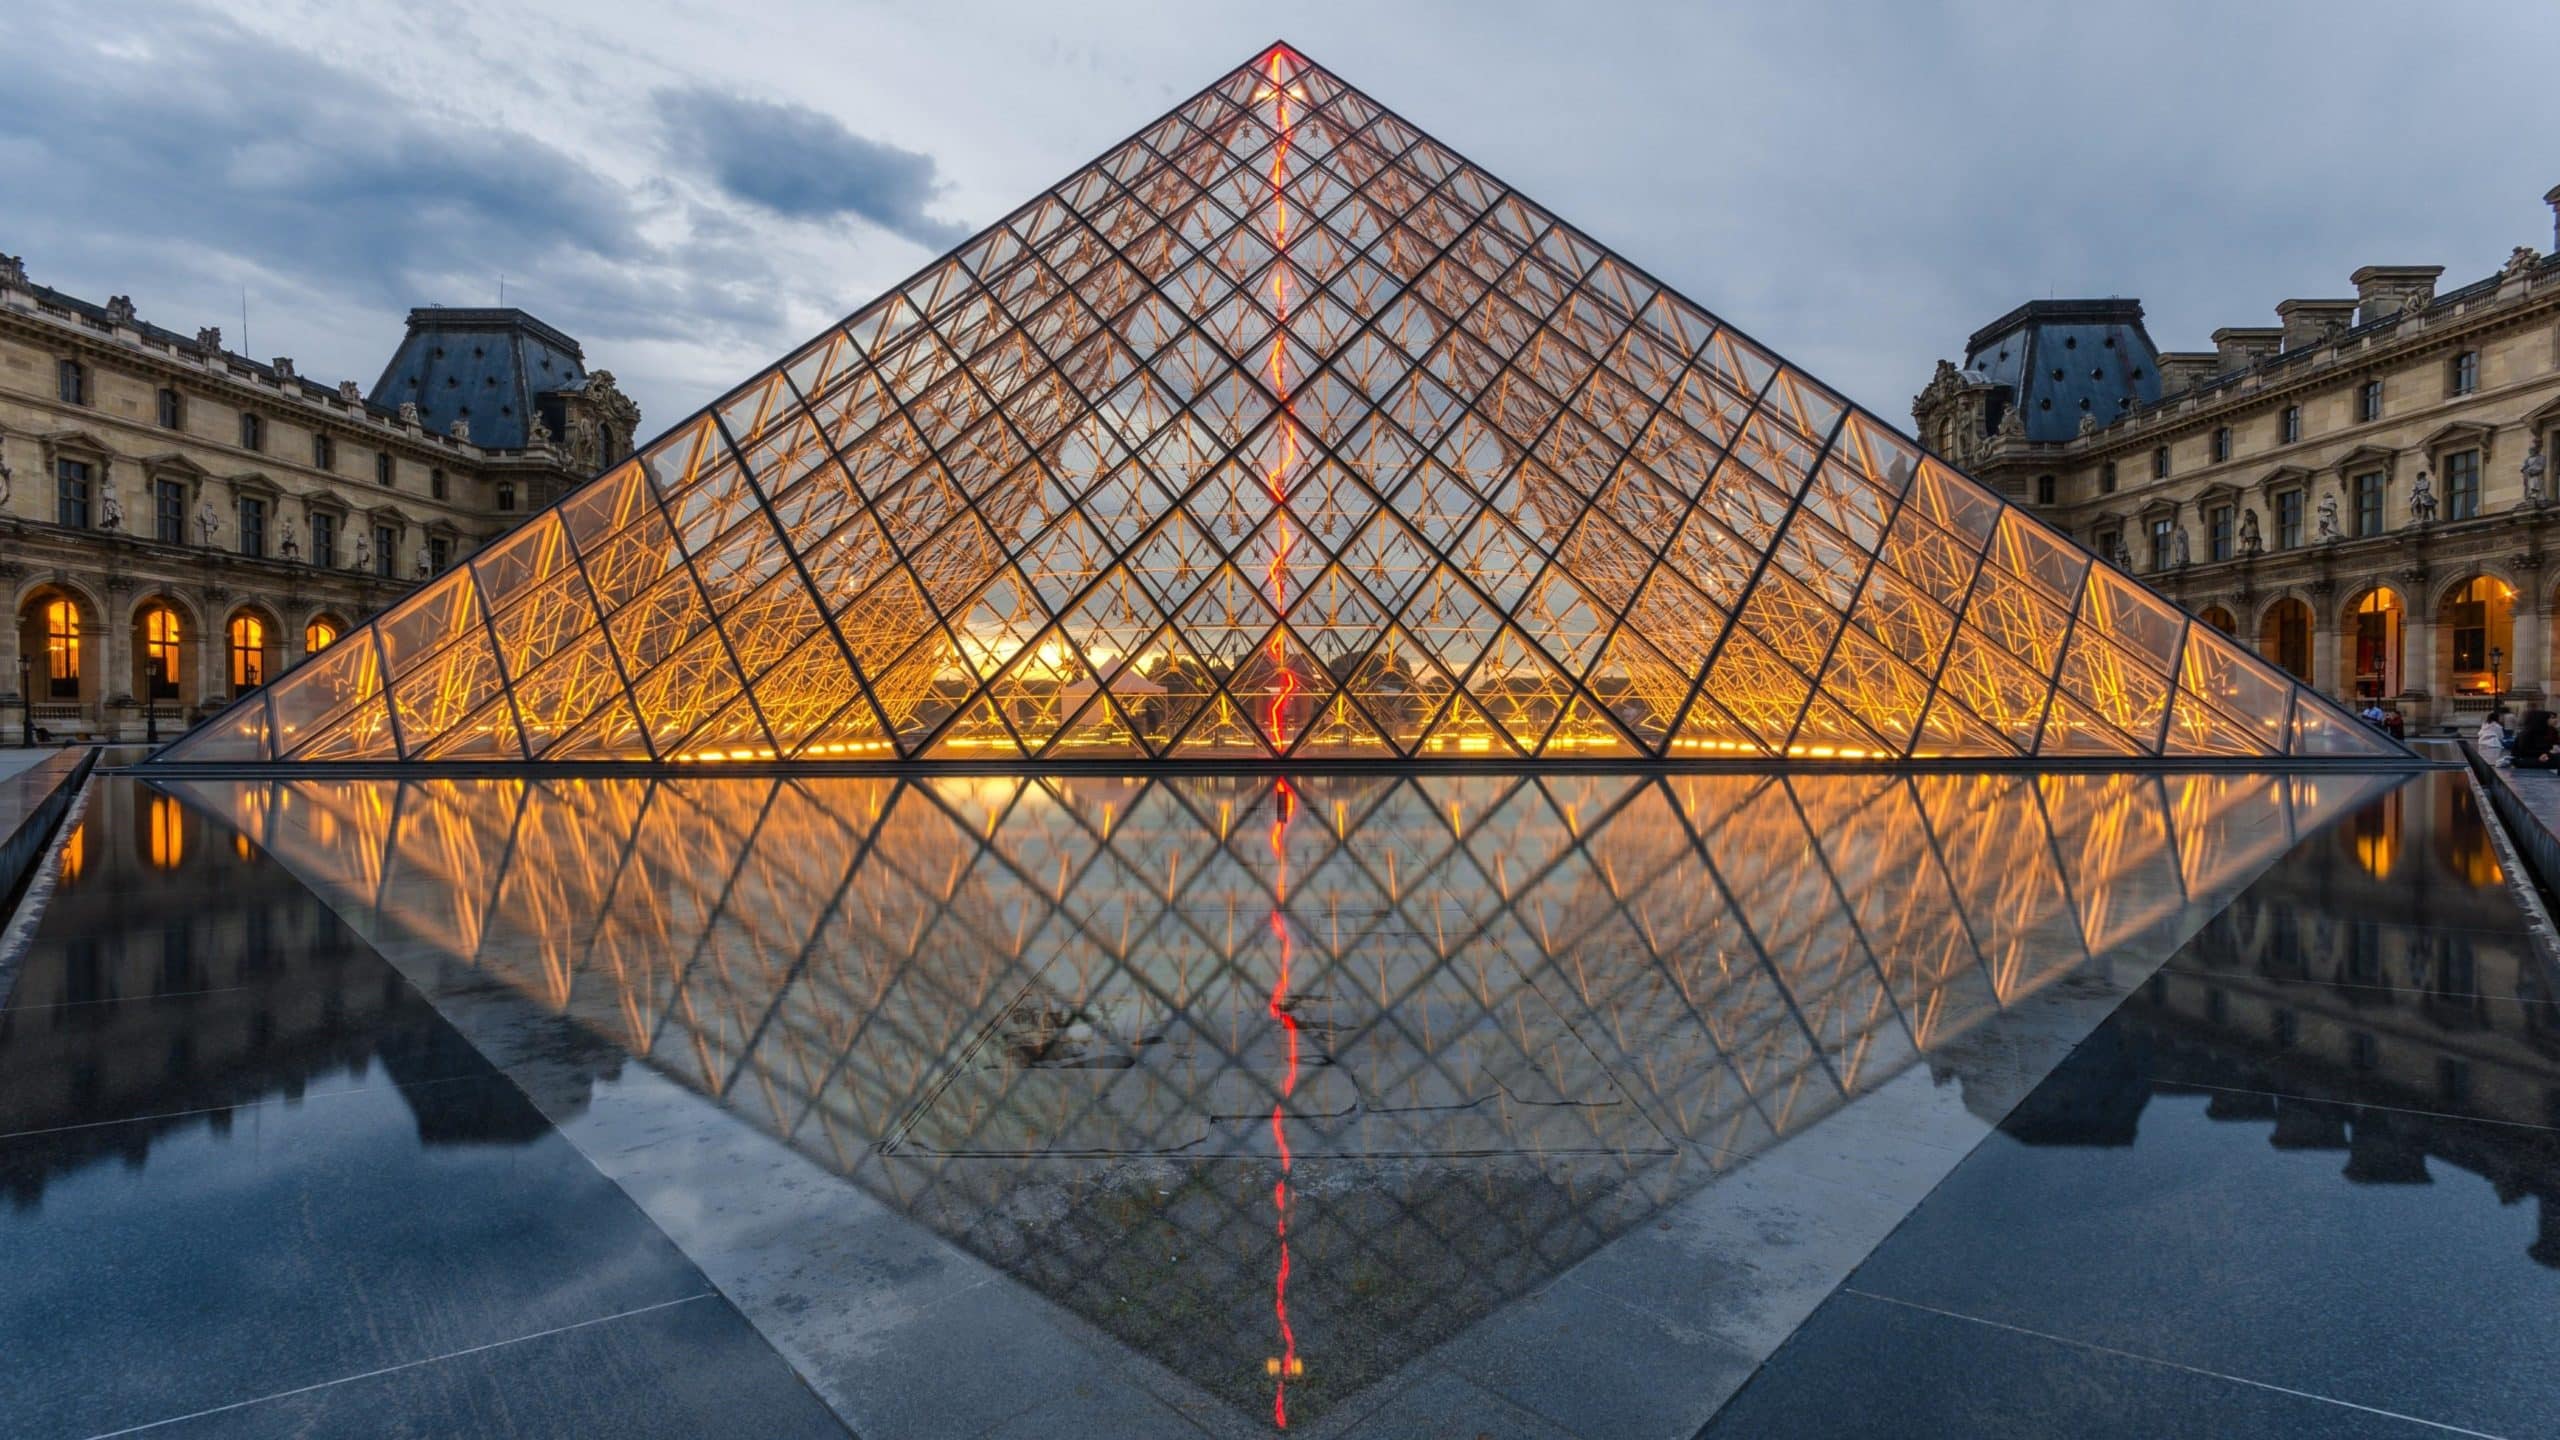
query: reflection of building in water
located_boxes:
[0,786,583,1209]
[166,768,2390,1422]
[1992,776,2560,1267]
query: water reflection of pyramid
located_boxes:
[169,769,2395,1422]
[160,45,2403,765]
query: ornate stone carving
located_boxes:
[2505,245,2543,280]
[0,254,25,287]
[352,530,372,572]
[2238,507,2263,555]
[195,501,220,546]
[2523,439,2547,510]
[0,449,14,509]
[416,546,433,579]
[98,489,122,532]
[2169,527,2190,568]
[2407,467,2437,524]
[2316,491,2343,543]
[2110,535,2133,571]
[338,379,363,404]
[2076,412,2100,440]
[397,400,421,428]
[1996,405,2026,442]
[271,356,296,382]
[194,326,222,353]
[448,416,471,443]
[527,410,552,446]
[104,295,136,326]
[279,517,300,561]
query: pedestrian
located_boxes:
[2360,700,2388,727]
[2477,706,2513,761]
[2512,709,2560,770]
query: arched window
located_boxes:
[142,605,183,700]
[2440,577,2514,696]
[43,598,81,698]
[306,616,340,654]
[2258,599,2313,683]
[2198,606,2238,636]
[2348,589,2403,700]
[229,613,269,694]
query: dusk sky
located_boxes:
[6,0,2555,441]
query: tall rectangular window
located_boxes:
[2035,474,2056,505]
[239,411,263,451]
[155,479,186,543]
[2449,350,2479,396]
[2357,379,2383,422]
[430,467,447,500]
[312,432,334,470]
[2152,446,2169,479]
[2280,405,2300,444]
[237,496,266,558]
[428,536,450,575]
[376,452,395,487]
[2210,426,2232,462]
[373,524,397,579]
[2445,448,2480,519]
[2276,489,2304,549]
[2353,471,2385,537]
[56,358,86,405]
[311,511,337,568]
[2209,504,2234,561]
[2149,516,2175,571]
[2099,461,2117,494]
[55,459,91,528]
[157,387,183,430]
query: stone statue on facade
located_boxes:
[2239,507,2263,555]
[279,518,300,561]
[2505,246,2543,281]
[196,502,220,546]
[338,379,363,404]
[2110,535,2133,570]
[2076,412,2100,440]
[2170,526,2191,568]
[194,326,222,353]
[2407,466,2437,524]
[105,295,136,326]
[1995,405,2026,443]
[0,254,25,288]
[2317,491,2343,543]
[526,410,552,447]
[416,547,433,579]
[448,416,471,443]
[2523,439,2548,510]
[98,489,122,532]
[0,450,13,508]
[398,400,421,428]
[352,530,372,572]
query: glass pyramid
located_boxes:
[157,44,2407,766]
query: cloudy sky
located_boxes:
[5,0,2554,441]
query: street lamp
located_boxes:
[2490,645,2505,701]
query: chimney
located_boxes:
[2350,265,2445,325]
[2274,299,2358,351]
[2155,352,2218,396]
[2210,326,2282,373]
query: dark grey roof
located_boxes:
[368,307,587,451]
[1963,299,2162,445]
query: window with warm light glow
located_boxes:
[2350,589,2402,700]
[143,605,182,700]
[306,618,340,654]
[43,598,81,699]
[229,614,268,694]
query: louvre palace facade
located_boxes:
[1915,184,2560,730]
[0,257,639,742]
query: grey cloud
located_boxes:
[655,86,968,248]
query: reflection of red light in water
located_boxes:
[1267,776,1300,1427]
[1259,48,1301,749]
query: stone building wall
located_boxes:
[0,256,637,741]
[1916,185,2560,729]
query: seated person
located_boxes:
[2478,706,2513,758]
[2512,710,2560,769]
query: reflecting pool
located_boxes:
[12,766,2548,1438]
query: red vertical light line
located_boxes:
[1267,776,1300,1428]
[1262,50,1300,748]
